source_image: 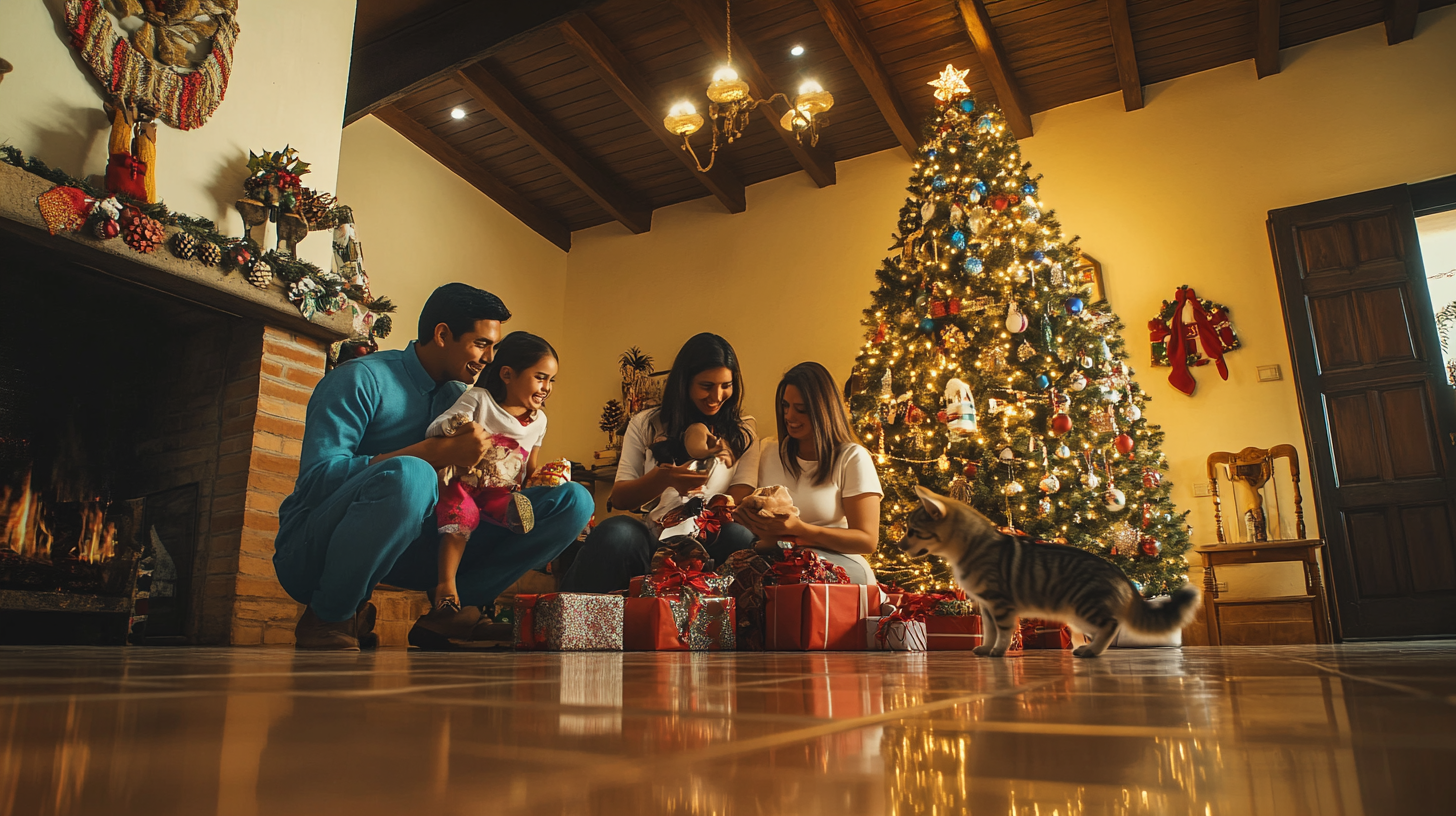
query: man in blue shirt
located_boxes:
[274,283,592,649]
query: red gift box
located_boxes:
[925,614,983,650]
[765,584,883,651]
[1019,619,1072,649]
[623,596,736,651]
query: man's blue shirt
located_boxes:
[277,341,466,548]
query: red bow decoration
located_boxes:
[768,547,851,585]
[646,555,718,598]
[1166,285,1230,396]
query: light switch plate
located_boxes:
[1191,481,1213,497]
[1257,364,1283,382]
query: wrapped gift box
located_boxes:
[1019,618,1072,649]
[925,614,984,651]
[623,595,736,651]
[513,593,623,651]
[866,616,927,651]
[765,583,883,651]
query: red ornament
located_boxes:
[990,196,1009,211]
[873,322,886,343]
[936,410,948,423]
[904,403,925,425]
[95,218,120,240]
[964,461,978,479]
[1139,536,1162,557]
[1050,413,1073,437]
[230,245,253,269]
[1114,433,1135,454]
[1142,468,1162,489]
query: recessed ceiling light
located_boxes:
[790,45,805,56]
[450,107,467,120]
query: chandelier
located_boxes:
[663,0,833,173]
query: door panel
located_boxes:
[1270,185,1456,638]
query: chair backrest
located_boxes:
[1205,444,1304,543]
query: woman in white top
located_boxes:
[559,333,759,592]
[734,362,883,585]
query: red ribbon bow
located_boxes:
[646,556,717,598]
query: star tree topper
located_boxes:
[928,64,971,102]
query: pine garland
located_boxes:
[2,146,393,320]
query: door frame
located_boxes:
[1268,175,1456,641]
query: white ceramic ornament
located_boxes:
[1005,302,1029,333]
[966,207,988,235]
[1039,474,1060,493]
[998,446,1015,462]
[1121,403,1142,422]
[1104,487,1127,512]
[1101,386,1121,404]
[950,202,965,225]
[968,182,983,203]
[921,201,936,222]
[943,378,978,435]
[1003,481,1024,496]
[1081,471,1101,490]
[1068,373,1088,392]
[1055,444,1072,459]
[1079,354,1094,368]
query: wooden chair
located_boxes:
[1195,445,1333,645]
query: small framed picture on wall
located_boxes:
[1073,253,1106,304]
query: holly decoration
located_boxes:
[228,244,253,270]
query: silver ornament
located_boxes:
[1104,488,1127,512]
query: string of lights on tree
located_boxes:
[846,65,1191,595]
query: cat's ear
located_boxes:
[914,485,947,520]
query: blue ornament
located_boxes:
[919,317,936,332]
[927,149,938,159]
[1034,374,1051,390]
[1132,580,1146,595]
[1032,250,1046,262]
[932,175,948,191]
[1066,296,1084,315]
[972,180,988,196]
[1021,182,1037,195]
[964,257,984,274]
[950,230,967,249]
[976,116,994,132]
[958,99,975,113]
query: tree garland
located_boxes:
[1,146,394,326]
[64,0,239,131]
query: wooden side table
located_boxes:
[1195,538,1333,645]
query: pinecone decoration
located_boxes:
[196,242,222,267]
[248,259,274,290]
[372,313,392,339]
[171,232,197,260]
[599,399,625,434]
[121,211,164,254]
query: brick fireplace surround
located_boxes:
[0,162,428,645]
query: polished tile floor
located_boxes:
[2,643,1454,816]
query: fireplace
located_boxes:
[0,160,363,644]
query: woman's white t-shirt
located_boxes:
[756,439,883,581]
[615,409,761,508]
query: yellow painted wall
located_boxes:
[0,0,357,271]
[334,117,571,454]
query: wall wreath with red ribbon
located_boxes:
[1147,286,1240,396]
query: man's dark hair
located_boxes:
[417,283,511,341]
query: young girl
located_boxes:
[424,331,558,615]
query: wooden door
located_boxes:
[1269,186,1456,639]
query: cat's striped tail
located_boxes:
[1122,585,1202,634]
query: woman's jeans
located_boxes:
[558,515,754,593]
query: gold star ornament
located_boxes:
[928,64,971,102]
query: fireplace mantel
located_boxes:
[0,161,352,342]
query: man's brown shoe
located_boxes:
[295,607,359,651]
[356,601,378,650]
[408,598,483,651]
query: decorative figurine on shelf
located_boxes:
[236,147,338,257]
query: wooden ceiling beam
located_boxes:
[345,0,601,125]
[1386,0,1419,45]
[372,105,571,252]
[456,63,653,234]
[810,0,918,159]
[558,14,746,214]
[955,0,1033,138]
[671,0,837,188]
[1104,0,1143,111]
[1255,0,1281,78]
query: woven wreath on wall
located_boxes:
[64,0,240,130]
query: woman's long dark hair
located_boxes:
[478,331,557,406]
[777,362,856,487]
[656,333,751,459]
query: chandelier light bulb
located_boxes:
[450,108,466,120]
[712,65,739,82]
[668,101,697,117]
[798,79,823,95]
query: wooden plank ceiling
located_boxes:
[356,0,1454,250]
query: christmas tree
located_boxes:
[847,65,1190,595]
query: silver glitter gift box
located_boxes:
[514,593,624,651]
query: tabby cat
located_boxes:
[899,486,1201,658]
